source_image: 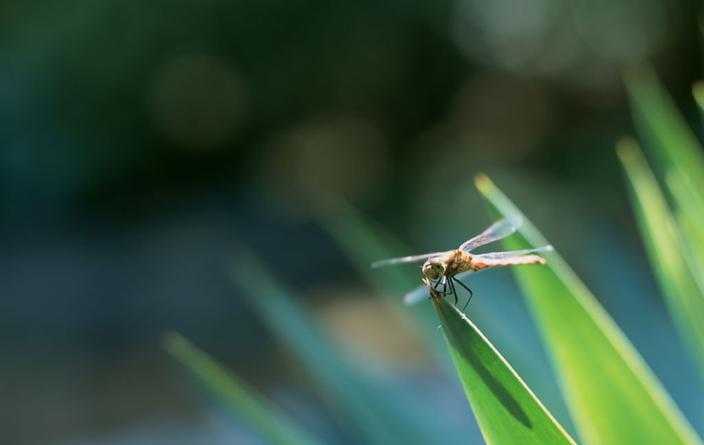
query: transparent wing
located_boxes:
[371,251,451,269]
[475,245,553,260]
[472,245,553,268]
[459,218,521,252]
[402,286,429,306]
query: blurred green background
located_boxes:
[3,1,704,444]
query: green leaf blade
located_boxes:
[617,139,704,374]
[433,296,576,445]
[476,174,702,445]
[625,67,704,192]
[164,332,321,445]
[317,201,450,361]
[230,248,439,445]
[626,68,704,295]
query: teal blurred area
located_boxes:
[2,0,704,443]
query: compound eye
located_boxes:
[429,264,443,279]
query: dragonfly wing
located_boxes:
[403,286,429,306]
[472,245,553,268]
[371,251,451,269]
[459,218,522,252]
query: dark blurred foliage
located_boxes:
[2,1,704,443]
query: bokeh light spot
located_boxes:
[150,54,248,151]
[262,115,389,216]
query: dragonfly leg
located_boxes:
[447,277,458,305]
[453,278,474,310]
[433,277,443,291]
[443,276,455,302]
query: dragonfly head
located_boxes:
[421,259,445,281]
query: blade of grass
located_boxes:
[163,332,321,445]
[317,202,446,354]
[691,81,704,121]
[617,138,704,373]
[625,68,704,297]
[433,295,576,445]
[625,67,704,192]
[230,247,438,445]
[320,202,420,298]
[476,174,702,445]
[664,170,704,289]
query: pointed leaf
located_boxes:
[476,174,702,445]
[433,296,576,445]
[318,202,445,351]
[617,138,704,373]
[625,67,704,193]
[230,248,438,445]
[164,332,321,445]
[625,68,704,296]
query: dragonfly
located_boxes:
[371,218,552,308]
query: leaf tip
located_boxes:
[162,331,188,355]
[616,136,640,164]
[622,64,656,90]
[692,80,704,106]
[474,173,493,195]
